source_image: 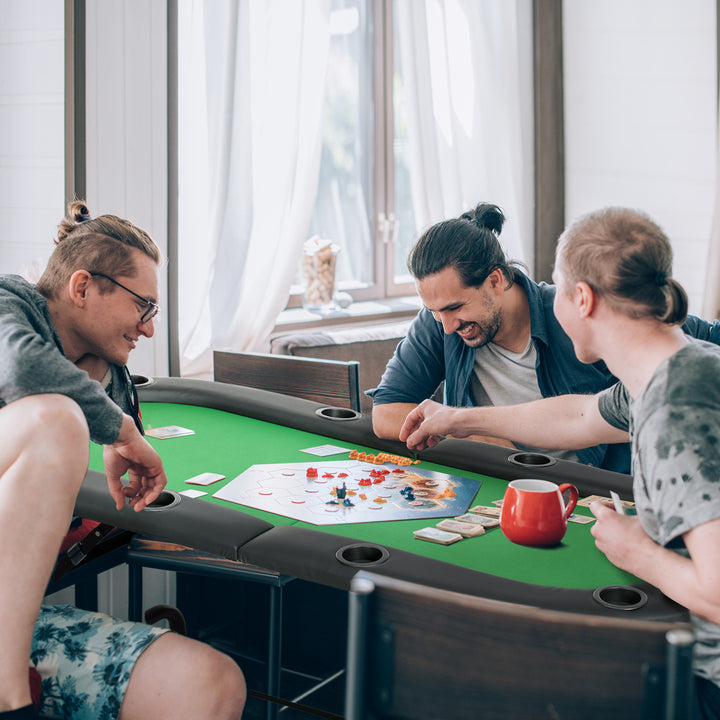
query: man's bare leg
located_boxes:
[120,632,247,719]
[0,395,89,711]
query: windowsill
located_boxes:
[272,295,422,334]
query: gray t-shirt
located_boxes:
[598,340,720,683]
[472,339,579,463]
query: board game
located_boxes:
[213,459,482,526]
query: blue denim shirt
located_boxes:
[368,272,720,473]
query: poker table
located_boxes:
[78,376,687,622]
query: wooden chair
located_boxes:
[214,350,362,412]
[345,571,696,720]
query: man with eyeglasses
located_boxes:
[368,202,720,474]
[0,202,246,720]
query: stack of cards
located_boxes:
[436,518,486,537]
[413,527,463,545]
[414,502,505,545]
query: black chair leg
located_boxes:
[144,604,187,635]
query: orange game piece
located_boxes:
[373,497,387,504]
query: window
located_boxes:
[300,0,416,304]
[175,0,533,376]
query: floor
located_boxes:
[176,575,348,719]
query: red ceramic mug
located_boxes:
[500,479,579,547]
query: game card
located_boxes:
[185,472,226,486]
[455,513,499,528]
[413,527,463,545]
[436,518,485,537]
[469,505,501,517]
[300,444,352,457]
[610,490,626,515]
[180,489,207,498]
[568,513,595,524]
[146,425,195,439]
[578,494,635,511]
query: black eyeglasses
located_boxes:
[90,272,159,324]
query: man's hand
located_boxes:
[103,414,167,512]
[400,400,464,450]
[589,501,656,575]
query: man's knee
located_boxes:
[201,645,247,718]
[121,633,246,720]
[0,395,89,501]
[6,395,89,462]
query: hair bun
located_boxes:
[467,202,504,236]
[68,200,92,224]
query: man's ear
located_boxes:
[486,267,506,294]
[576,281,596,318]
[67,270,92,308]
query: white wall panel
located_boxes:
[86,0,169,378]
[564,0,717,315]
[0,0,63,276]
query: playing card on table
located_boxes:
[578,494,635,511]
[436,519,486,537]
[469,505,501,517]
[455,512,500,528]
[145,425,195,439]
[413,527,463,545]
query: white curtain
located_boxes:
[396,0,534,266]
[178,0,332,377]
[703,96,720,321]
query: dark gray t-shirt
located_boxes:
[598,340,720,683]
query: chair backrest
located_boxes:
[213,350,362,412]
[345,571,695,720]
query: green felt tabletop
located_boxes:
[88,402,637,590]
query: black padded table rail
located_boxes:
[74,469,274,560]
[135,376,633,498]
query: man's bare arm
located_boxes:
[400,394,628,451]
[372,401,516,448]
[372,402,419,440]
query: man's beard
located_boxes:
[456,308,502,348]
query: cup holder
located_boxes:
[336,543,390,568]
[592,585,648,611]
[508,451,557,468]
[315,406,361,421]
[130,374,155,388]
[143,490,182,512]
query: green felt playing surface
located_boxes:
[88,402,637,590]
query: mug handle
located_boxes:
[558,483,579,520]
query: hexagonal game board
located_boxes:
[213,460,481,525]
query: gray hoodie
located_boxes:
[0,274,125,445]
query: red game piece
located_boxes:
[306,467,318,478]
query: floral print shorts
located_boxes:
[31,604,169,720]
